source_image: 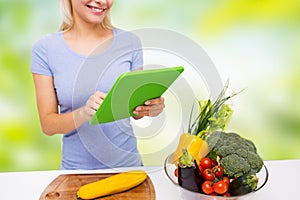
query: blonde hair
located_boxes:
[59,0,114,31]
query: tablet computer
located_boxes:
[90,66,184,125]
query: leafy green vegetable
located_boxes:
[188,80,241,139]
[208,104,233,133]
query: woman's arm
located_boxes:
[32,74,105,136]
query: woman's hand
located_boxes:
[133,97,165,119]
[82,91,107,120]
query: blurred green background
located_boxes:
[0,0,299,172]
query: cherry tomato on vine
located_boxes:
[200,157,213,169]
[212,165,224,178]
[222,176,230,185]
[212,159,218,167]
[203,169,215,181]
[202,181,214,194]
[213,180,229,194]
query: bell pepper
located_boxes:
[174,133,209,166]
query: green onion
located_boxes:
[188,80,243,139]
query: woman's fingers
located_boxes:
[144,97,165,107]
[84,91,106,119]
[134,97,165,117]
[94,91,107,99]
[91,91,106,109]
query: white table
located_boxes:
[0,159,299,199]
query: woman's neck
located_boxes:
[63,22,114,56]
[68,20,106,39]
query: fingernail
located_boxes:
[136,107,141,111]
[145,101,150,105]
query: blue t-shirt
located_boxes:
[31,29,143,169]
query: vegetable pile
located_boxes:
[175,132,263,197]
[174,81,238,166]
[172,82,264,197]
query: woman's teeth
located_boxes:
[92,7,103,12]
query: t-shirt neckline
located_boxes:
[58,29,117,59]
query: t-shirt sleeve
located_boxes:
[30,37,53,76]
[130,35,143,71]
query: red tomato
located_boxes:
[212,165,224,178]
[209,192,218,196]
[202,181,214,195]
[174,168,178,177]
[200,157,213,169]
[203,169,215,181]
[223,192,231,197]
[212,160,218,167]
[213,180,229,194]
[222,176,230,185]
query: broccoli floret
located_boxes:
[244,139,257,152]
[220,154,251,178]
[247,151,263,172]
[236,148,248,158]
[216,145,235,157]
[207,131,264,178]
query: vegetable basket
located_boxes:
[164,152,269,200]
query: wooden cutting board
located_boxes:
[39,173,155,200]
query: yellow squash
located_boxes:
[174,133,209,165]
[76,170,147,199]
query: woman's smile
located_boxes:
[86,4,106,15]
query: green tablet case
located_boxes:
[90,66,184,125]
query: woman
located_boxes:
[31,0,165,169]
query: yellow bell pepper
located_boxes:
[174,133,209,166]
